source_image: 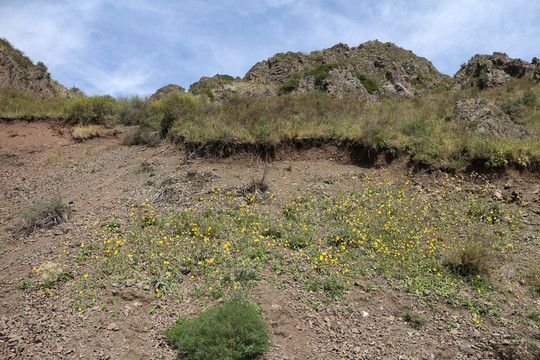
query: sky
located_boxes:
[0,0,539,97]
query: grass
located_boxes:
[2,72,539,170]
[72,124,117,140]
[165,296,271,360]
[33,168,536,330]
[403,311,426,329]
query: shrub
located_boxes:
[444,235,490,277]
[278,75,301,95]
[38,262,64,288]
[115,95,151,125]
[353,72,379,94]
[165,297,271,360]
[65,95,116,126]
[403,311,426,329]
[308,63,339,87]
[20,195,68,234]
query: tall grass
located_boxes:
[1,75,538,169]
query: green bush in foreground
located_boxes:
[165,297,271,360]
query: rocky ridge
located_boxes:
[186,41,539,102]
[0,38,69,99]
[454,52,539,89]
[188,40,447,101]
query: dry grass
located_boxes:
[72,125,118,141]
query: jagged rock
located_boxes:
[453,99,533,138]
[149,84,185,102]
[382,63,415,97]
[455,53,535,89]
[190,40,446,101]
[0,39,68,99]
[531,57,540,82]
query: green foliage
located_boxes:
[403,311,426,329]
[500,90,537,122]
[278,75,300,95]
[65,95,116,126]
[165,297,271,360]
[115,95,151,125]
[216,74,234,82]
[17,280,32,290]
[0,87,67,118]
[308,63,339,87]
[353,72,379,94]
[528,309,540,327]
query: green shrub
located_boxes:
[65,95,116,126]
[278,76,300,95]
[123,118,161,147]
[165,297,271,360]
[353,72,379,94]
[308,63,339,87]
[403,311,426,329]
[115,95,151,125]
[216,74,235,82]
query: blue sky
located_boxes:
[1,0,538,96]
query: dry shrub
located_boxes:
[20,195,68,234]
[445,234,490,276]
[38,262,63,287]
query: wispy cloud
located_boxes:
[0,0,538,96]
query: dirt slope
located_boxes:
[1,121,539,359]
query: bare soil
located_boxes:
[1,121,539,359]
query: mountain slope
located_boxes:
[0,38,70,99]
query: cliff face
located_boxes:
[0,38,69,99]
[189,40,448,101]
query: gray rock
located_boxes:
[453,98,533,138]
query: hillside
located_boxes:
[0,39,539,359]
[189,40,448,100]
[0,38,70,99]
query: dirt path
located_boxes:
[1,121,539,359]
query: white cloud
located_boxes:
[0,0,538,95]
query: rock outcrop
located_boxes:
[188,40,447,101]
[149,84,185,102]
[0,38,68,99]
[453,99,533,138]
[454,53,535,89]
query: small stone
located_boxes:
[360,311,369,317]
[458,344,474,354]
[106,323,119,331]
[493,191,503,201]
